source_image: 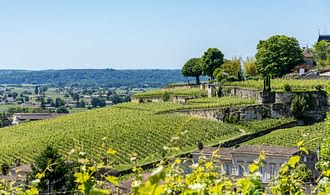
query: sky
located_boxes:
[0,0,329,70]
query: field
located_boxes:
[119,96,257,113]
[237,117,296,133]
[225,79,328,91]
[0,102,243,170]
[133,88,207,98]
[243,122,326,150]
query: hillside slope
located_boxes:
[0,69,196,88]
[0,102,241,170]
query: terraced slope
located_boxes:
[243,122,326,150]
[0,102,244,170]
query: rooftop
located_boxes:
[318,35,330,42]
[192,145,301,158]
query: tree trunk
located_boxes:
[195,76,200,85]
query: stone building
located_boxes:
[192,145,318,183]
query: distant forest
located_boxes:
[0,69,205,88]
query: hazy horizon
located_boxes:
[0,0,329,70]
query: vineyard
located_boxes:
[237,117,296,133]
[243,122,326,150]
[225,79,328,91]
[119,97,257,114]
[133,88,206,98]
[0,102,243,170]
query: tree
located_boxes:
[255,35,304,78]
[213,58,241,81]
[56,106,69,113]
[201,48,224,79]
[244,57,257,76]
[313,40,330,69]
[28,146,75,193]
[34,86,39,95]
[181,58,202,84]
[91,97,106,108]
[55,97,65,108]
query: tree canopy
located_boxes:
[181,58,202,84]
[201,48,224,79]
[313,40,330,69]
[255,35,304,78]
[244,57,257,77]
[213,58,242,81]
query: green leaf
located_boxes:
[249,164,259,173]
[107,148,117,155]
[105,176,119,187]
[287,156,300,167]
[296,140,304,148]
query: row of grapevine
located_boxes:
[225,79,327,91]
[237,117,296,133]
[243,122,326,150]
[133,88,207,98]
[0,102,242,169]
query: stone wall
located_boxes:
[222,87,263,103]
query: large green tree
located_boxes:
[313,40,330,69]
[213,58,242,81]
[181,58,202,84]
[28,146,75,193]
[201,48,224,79]
[255,35,304,77]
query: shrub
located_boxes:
[162,92,170,101]
[290,94,310,120]
[284,84,291,92]
[1,163,9,175]
[316,84,323,91]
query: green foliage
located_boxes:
[244,56,257,76]
[244,122,326,150]
[28,146,75,193]
[313,40,330,69]
[213,58,241,82]
[0,102,242,168]
[201,48,224,79]
[283,83,291,92]
[162,92,170,101]
[255,35,304,77]
[0,69,192,88]
[225,78,326,91]
[181,58,202,84]
[134,88,206,98]
[237,117,295,133]
[56,106,69,113]
[1,163,9,175]
[290,94,310,120]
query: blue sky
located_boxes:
[0,0,329,70]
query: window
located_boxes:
[238,164,244,177]
[270,164,277,179]
[303,156,307,162]
[225,163,231,175]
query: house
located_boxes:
[191,145,318,183]
[0,164,32,185]
[317,34,330,42]
[303,47,314,68]
[12,113,66,124]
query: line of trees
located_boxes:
[182,34,319,81]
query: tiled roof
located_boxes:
[231,145,300,156]
[14,113,65,120]
[192,147,233,160]
[192,145,301,159]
